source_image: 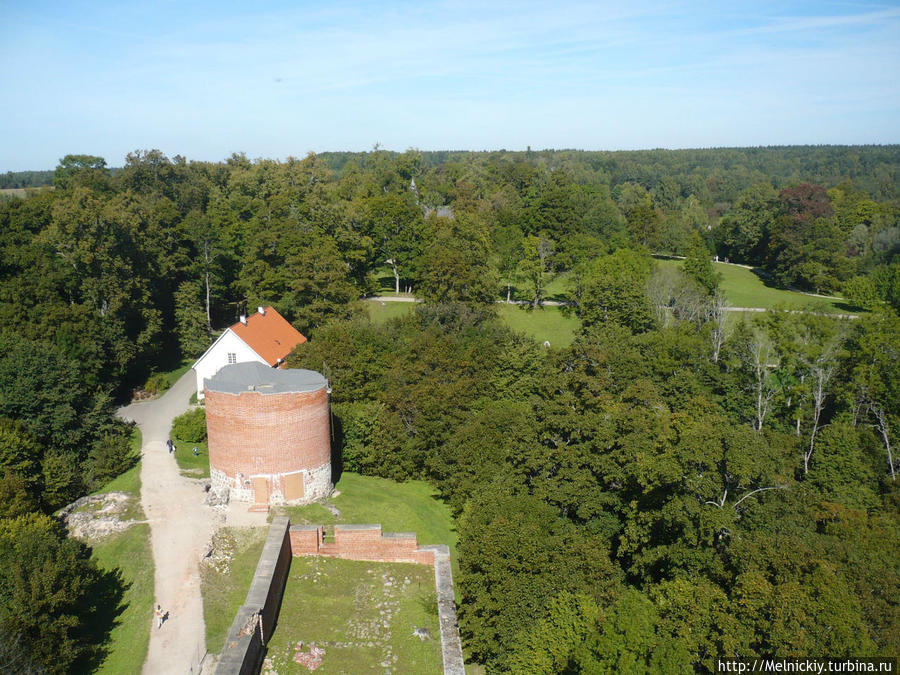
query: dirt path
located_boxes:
[119,370,271,673]
[118,371,219,674]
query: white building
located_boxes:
[192,306,307,400]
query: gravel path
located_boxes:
[117,370,281,673]
[118,371,219,674]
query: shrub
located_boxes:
[171,407,207,443]
[843,275,879,311]
[86,429,136,490]
[142,372,168,395]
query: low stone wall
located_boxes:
[216,517,291,675]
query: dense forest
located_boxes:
[0,146,898,672]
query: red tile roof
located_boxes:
[230,306,306,366]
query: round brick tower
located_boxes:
[203,362,332,506]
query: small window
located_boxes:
[227,352,237,364]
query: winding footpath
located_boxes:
[118,371,218,674]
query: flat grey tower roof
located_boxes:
[204,362,327,395]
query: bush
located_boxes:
[142,373,168,395]
[171,407,207,443]
[843,275,879,311]
[86,429,136,490]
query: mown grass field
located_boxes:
[365,299,418,324]
[365,300,580,347]
[266,557,442,674]
[653,258,855,313]
[496,304,579,347]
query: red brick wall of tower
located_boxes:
[204,387,330,480]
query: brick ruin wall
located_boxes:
[289,524,436,565]
[205,387,332,505]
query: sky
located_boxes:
[1,0,899,171]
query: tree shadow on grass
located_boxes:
[72,565,130,673]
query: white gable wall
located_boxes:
[193,329,268,399]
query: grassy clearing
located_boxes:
[201,527,269,653]
[278,472,459,579]
[173,438,210,478]
[365,300,580,347]
[496,303,579,347]
[654,258,855,313]
[91,524,154,674]
[365,299,416,324]
[266,557,442,674]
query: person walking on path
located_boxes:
[156,604,165,629]
[166,439,175,454]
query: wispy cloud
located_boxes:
[0,0,897,170]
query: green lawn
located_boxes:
[654,258,855,313]
[365,299,417,324]
[89,426,154,674]
[496,303,579,347]
[173,438,210,478]
[365,300,580,347]
[201,527,269,652]
[91,524,154,674]
[279,472,459,580]
[266,557,442,674]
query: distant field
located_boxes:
[365,300,579,347]
[266,557,442,674]
[365,299,418,324]
[654,258,855,313]
[495,304,579,347]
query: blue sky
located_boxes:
[1,0,898,171]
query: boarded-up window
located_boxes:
[283,472,305,501]
[251,477,269,504]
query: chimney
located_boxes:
[240,315,247,325]
[258,306,266,316]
